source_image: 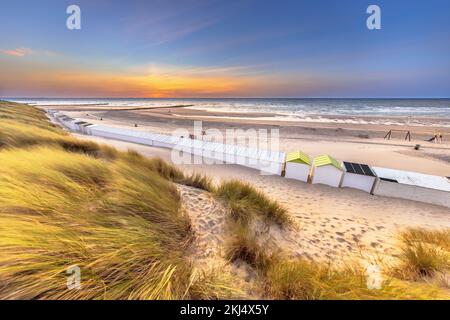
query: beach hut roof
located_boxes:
[343,162,375,177]
[286,151,311,165]
[314,155,342,170]
[372,167,450,192]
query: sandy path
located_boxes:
[178,185,228,262]
[177,184,258,298]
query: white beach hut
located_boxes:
[263,150,286,176]
[63,118,78,131]
[211,142,225,162]
[192,139,205,157]
[152,134,179,149]
[79,122,94,135]
[233,146,249,166]
[372,167,450,208]
[222,144,237,164]
[87,125,153,146]
[284,151,312,182]
[245,147,262,170]
[311,155,344,187]
[199,141,221,162]
[211,142,226,162]
[340,162,377,193]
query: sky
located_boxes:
[0,0,449,98]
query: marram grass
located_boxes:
[0,146,194,299]
[393,228,450,280]
[0,101,235,299]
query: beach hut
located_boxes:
[201,141,223,162]
[152,134,179,149]
[221,143,237,164]
[88,125,154,146]
[172,137,194,159]
[340,162,377,193]
[207,142,225,163]
[233,146,248,166]
[235,146,285,175]
[263,150,286,176]
[191,139,204,157]
[284,151,312,182]
[79,122,94,135]
[372,167,450,208]
[311,155,343,187]
[243,147,262,169]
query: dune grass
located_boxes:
[118,150,215,192]
[215,180,290,226]
[226,228,449,300]
[182,172,216,193]
[393,228,450,280]
[0,101,232,299]
[0,146,197,299]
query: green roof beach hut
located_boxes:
[285,151,312,182]
[311,155,343,187]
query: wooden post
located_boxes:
[406,131,411,141]
[384,130,392,140]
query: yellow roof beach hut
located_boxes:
[311,155,343,187]
[285,151,312,182]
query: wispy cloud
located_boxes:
[0,47,34,57]
[0,47,58,58]
[122,0,246,47]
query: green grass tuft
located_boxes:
[182,172,216,192]
[394,228,450,280]
[215,180,290,226]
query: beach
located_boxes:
[51,103,450,176]
[41,102,450,266]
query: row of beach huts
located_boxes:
[49,110,450,209]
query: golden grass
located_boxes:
[393,228,450,280]
[182,172,216,193]
[0,101,235,299]
[225,220,449,299]
[0,146,196,299]
[215,180,290,226]
[226,222,274,271]
[264,258,448,300]
[119,150,215,191]
[188,267,247,299]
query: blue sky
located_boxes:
[0,0,449,97]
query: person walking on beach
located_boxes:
[439,133,443,144]
[432,133,437,143]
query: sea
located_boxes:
[5,98,450,127]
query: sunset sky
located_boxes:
[1,0,449,98]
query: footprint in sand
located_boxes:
[370,242,380,248]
